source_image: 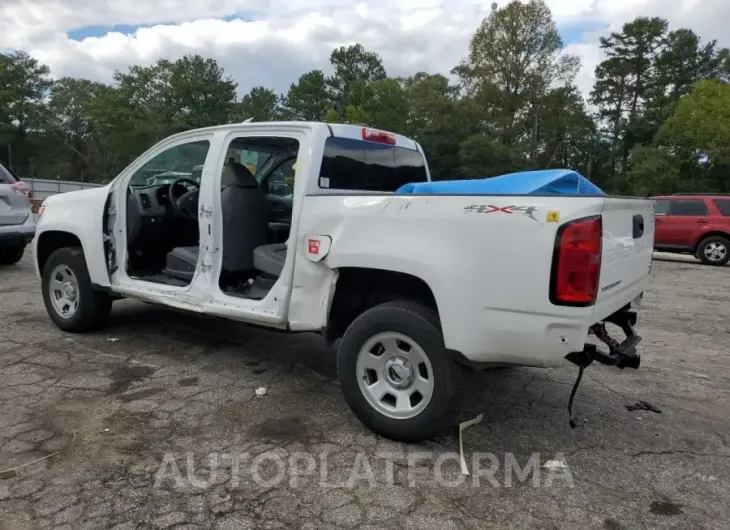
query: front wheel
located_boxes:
[337,300,466,443]
[42,247,112,332]
[697,236,730,266]
[0,246,24,265]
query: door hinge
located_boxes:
[199,205,213,217]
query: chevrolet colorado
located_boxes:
[33,122,654,441]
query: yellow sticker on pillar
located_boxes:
[546,211,560,223]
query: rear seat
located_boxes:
[254,243,287,277]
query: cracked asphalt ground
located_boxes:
[1,252,729,530]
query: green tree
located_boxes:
[402,73,480,180]
[0,51,53,173]
[644,30,727,133]
[658,79,730,173]
[591,17,668,174]
[168,55,238,129]
[323,108,341,123]
[362,78,410,134]
[280,70,330,121]
[344,105,371,125]
[235,86,280,122]
[454,0,572,146]
[535,86,598,173]
[621,146,681,196]
[327,44,387,114]
[458,134,526,177]
[45,78,115,180]
[590,57,630,178]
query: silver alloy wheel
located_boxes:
[704,241,727,262]
[356,332,434,420]
[49,264,80,319]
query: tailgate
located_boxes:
[0,185,30,226]
[593,197,654,321]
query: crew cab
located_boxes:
[33,122,654,442]
[653,193,730,266]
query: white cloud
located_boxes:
[1,0,728,100]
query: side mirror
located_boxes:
[270,182,293,197]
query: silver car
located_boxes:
[0,162,36,265]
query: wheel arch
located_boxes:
[36,230,84,275]
[694,231,730,253]
[324,266,440,345]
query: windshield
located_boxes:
[130,141,210,187]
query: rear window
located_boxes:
[671,199,708,216]
[0,162,18,184]
[713,199,730,216]
[318,137,427,192]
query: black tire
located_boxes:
[0,246,24,265]
[337,300,466,443]
[41,247,112,332]
[697,236,730,266]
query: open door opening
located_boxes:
[123,139,209,286]
[217,136,299,300]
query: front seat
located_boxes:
[220,162,270,277]
[164,163,269,283]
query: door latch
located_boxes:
[201,258,212,272]
[199,205,213,217]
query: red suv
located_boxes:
[653,194,730,266]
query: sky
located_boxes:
[1,0,728,100]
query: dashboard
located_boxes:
[132,185,172,218]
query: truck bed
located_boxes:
[301,192,654,367]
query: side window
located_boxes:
[654,199,670,215]
[671,199,708,216]
[713,199,730,216]
[319,137,427,192]
[130,140,210,186]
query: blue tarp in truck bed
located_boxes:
[394,169,605,196]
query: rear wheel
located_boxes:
[0,246,24,265]
[697,236,730,266]
[42,247,112,332]
[337,300,466,442]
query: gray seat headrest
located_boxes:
[228,162,259,188]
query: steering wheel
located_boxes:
[168,178,200,219]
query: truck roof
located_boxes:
[161,121,420,151]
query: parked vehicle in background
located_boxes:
[0,161,36,265]
[653,193,730,266]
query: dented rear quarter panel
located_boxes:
[291,193,632,366]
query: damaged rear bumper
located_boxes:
[565,307,641,370]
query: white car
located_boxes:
[33,122,654,442]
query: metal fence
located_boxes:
[23,178,104,200]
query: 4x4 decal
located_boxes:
[463,204,539,221]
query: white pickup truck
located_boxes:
[33,122,654,442]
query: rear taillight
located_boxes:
[550,215,602,306]
[10,181,32,199]
[361,127,396,145]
